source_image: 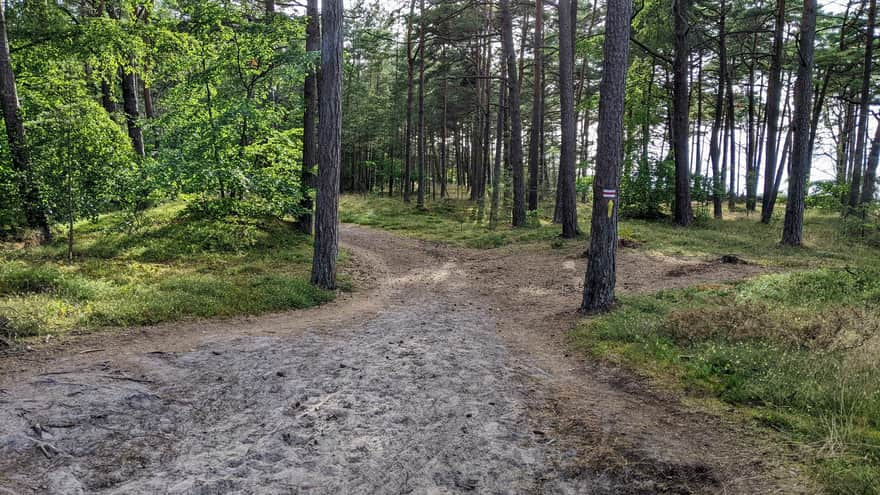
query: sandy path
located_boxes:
[0,225,811,494]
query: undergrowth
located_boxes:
[572,267,880,494]
[0,201,337,340]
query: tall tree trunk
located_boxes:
[782,0,816,246]
[582,0,632,313]
[417,0,426,208]
[299,0,320,234]
[857,0,878,204]
[501,0,526,226]
[708,2,727,219]
[491,70,507,226]
[761,0,786,223]
[527,0,543,211]
[0,1,50,241]
[726,76,736,210]
[403,0,416,203]
[440,48,448,199]
[557,0,579,237]
[311,0,343,289]
[672,0,692,225]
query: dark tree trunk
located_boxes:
[417,0,426,208]
[141,78,155,118]
[726,76,736,210]
[440,48,448,199]
[100,78,116,114]
[120,67,145,157]
[298,0,320,234]
[527,0,543,211]
[708,3,727,219]
[782,0,816,246]
[0,2,50,241]
[491,70,507,226]
[557,0,578,237]
[857,0,877,204]
[672,0,692,226]
[761,0,786,223]
[501,0,526,226]
[582,0,632,314]
[311,0,343,289]
[403,0,416,203]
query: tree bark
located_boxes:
[120,67,145,157]
[582,0,632,313]
[857,0,878,204]
[311,0,343,289]
[761,0,786,223]
[298,0,320,234]
[417,0,426,208]
[0,1,51,241]
[782,0,816,246]
[403,0,416,203]
[708,2,727,219]
[527,0,543,211]
[501,0,526,226]
[672,0,692,225]
[557,0,579,237]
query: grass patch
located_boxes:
[571,267,880,494]
[340,195,584,248]
[0,202,335,339]
[341,194,874,267]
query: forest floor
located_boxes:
[0,223,815,494]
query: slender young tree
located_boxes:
[527,0,543,211]
[582,0,632,313]
[557,0,579,237]
[782,0,816,246]
[0,1,51,241]
[500,0,526,226]
[672,0,692,226]
[311,0,343,289]
[298,0,320,234]
[761,0,786,223]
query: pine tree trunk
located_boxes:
[557,0,579,237]
[311,0,343,289]
[581,0,632,313]
[501,0,526,226]
[857,0,878,204]
[672,0,692,225]
[782,0,816,246]
[761,0,786,223]
[403,0,416,203]
[527,0,543,211]
[416,0,426,208]
[709,4,727,219]
[0,2,51,241]
[298,0,320,234]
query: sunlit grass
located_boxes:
[0,202,336,339]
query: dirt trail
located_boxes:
[0,225,811,494]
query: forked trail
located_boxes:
[0,225,811,494]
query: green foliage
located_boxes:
[807,181,849,210]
